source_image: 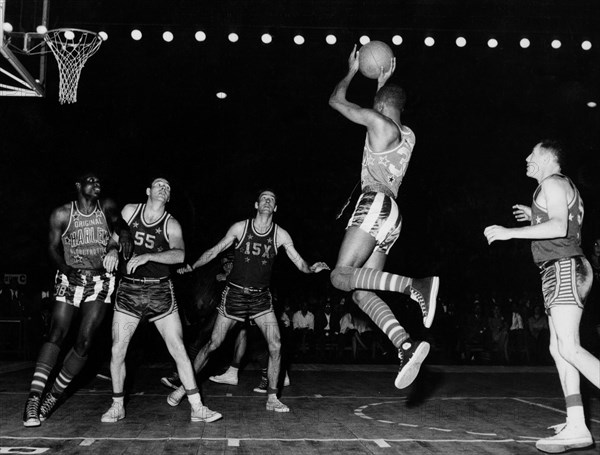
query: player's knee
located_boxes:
[557,338,580,362]
[268,338,282,354]
[352,290,370,307]
[206,336,223,353]
[47,327,68,346]
[74,338,93,356]
[111,343,127,362]
[330,267,352,292]
[169,341,187,359]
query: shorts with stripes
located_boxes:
[218,285,273,322]
[539,256,592,315]
[115,279,178,322]
[54,270,115,308]
[347,191,402,254]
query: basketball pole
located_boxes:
[0,0,45,96]
[39,0,49,86]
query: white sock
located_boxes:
[566,406,585,427]
[565,394,585,427]
[187,392,202,407]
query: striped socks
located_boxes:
[50,348,87,396]
[30,342,60,395]
[355,292,408,349]
[331,266,412,294]
[351,268,412,293]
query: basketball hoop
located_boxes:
[43,28,103,104]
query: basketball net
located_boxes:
[43,29,103,104]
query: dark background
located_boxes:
[2,0,600,302]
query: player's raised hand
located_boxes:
[512,204,532,222]
[378,57,396,88]
[348,45,359,74]
[177,264,194,275]
[310,262,330,273]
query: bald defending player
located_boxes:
[485,139,599,453]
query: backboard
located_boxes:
[0,0,48,97]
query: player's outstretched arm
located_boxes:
[178,222,243,274]
[484,179,569,244]
[329,45,368,124]
[278,227,330,274]
[329,46,390,138]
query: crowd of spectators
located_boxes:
[2,271,600,367]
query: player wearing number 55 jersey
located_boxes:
[101,178,221,425]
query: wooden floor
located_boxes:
[1,362,599,454]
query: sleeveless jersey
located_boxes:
[62,201,112,270]
[361,124,415,198]
[227,219,278,289]
[124,204,172,278]
[531,174,584,264]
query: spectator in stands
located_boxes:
[507,300,530,363]
[528,304,550,363]
[314,298,340,360]
[292,300,315,355]
[353,313,376,360]
[0,277,28,317]
[488,303,508,362]
[338,305,357,360]
[460,300,488,363]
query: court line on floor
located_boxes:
[0,389,564,400]
[513,398,600,424]
[0,392,576,401]
[0,435,535,445]
[0,363,559,375]
[353,398,584,438]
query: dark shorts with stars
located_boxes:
[218,283,273,322]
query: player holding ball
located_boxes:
[328,44,439,390]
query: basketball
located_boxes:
[358,41,394,79]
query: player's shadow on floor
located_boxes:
[404,366,444,408]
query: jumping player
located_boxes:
[484,139,599,453]
[328,46,439,389]
[23,172,133,427]
[100,178,221,423]
[171,189,329,414]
